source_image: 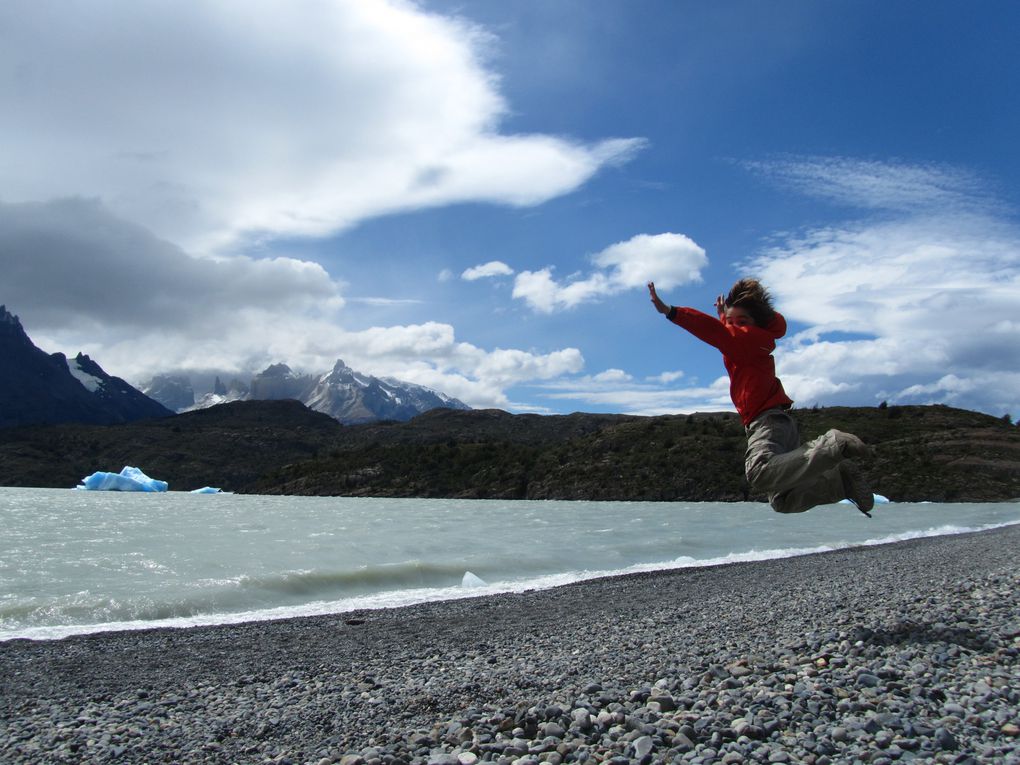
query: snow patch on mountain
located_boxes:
[67,357,104,392]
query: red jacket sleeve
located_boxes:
[667,306,744,354]
[667,306,787,353]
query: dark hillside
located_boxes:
[1,402,1017,501]
[254,404,1019,502]
[322,408,642,447]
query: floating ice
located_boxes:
[77,466,168,492]
[190,487,224,494]
[840,493,891,506]
[461,571,487,588]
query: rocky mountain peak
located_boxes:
[0,307,172,428]
[0,305,31,345]
[261,363,296,378]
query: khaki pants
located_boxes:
[744,409,852,513]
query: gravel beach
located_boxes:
[2,523,1018,765]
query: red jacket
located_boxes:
[667,306,793,426]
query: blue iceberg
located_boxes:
[78,466,168,492]
[190,486,225,494]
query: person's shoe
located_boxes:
[833,431,874,459]
[840,460,874,517]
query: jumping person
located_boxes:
[648,279,875,516]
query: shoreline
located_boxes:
[2,525,1018,763]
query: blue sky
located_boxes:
[3,0,1019,419]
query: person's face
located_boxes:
[724,305,755,328]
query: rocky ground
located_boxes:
[2,524,1018,765]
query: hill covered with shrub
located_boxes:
[4,400,1014,502]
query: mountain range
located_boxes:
[0,304,469,429]
[142,359,471,425]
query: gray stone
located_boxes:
[631,735,654,759]
[935,728,957,751]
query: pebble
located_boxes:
[1,525,1018,764]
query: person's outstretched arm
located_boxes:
[650,281,740,353]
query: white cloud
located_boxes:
[747,157,1020,417]
[537,373,733,417]
[512,269,566,313]
[524,365,732,417]
[349,297,424,307]
[467,347,584,384]
[0,0,643,253]
[512,232,707,313]
[743,155,995,214]
[647,370,685,384]
[462,261,514,281]
[897,374,974,399]
[592,232,707,290]
[592,369,633,384]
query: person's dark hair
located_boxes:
[725,278,776,327]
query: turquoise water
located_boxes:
[2,487,1018,641]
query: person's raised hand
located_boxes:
[648,282,669,315]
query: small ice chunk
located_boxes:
[840,493,890,506]
[461,571,486,588]
[190,487,223,494]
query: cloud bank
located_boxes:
[0,0,643,253]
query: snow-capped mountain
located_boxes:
[304,359,470,424]
[144,359,471,424]
[0,305,173,428]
